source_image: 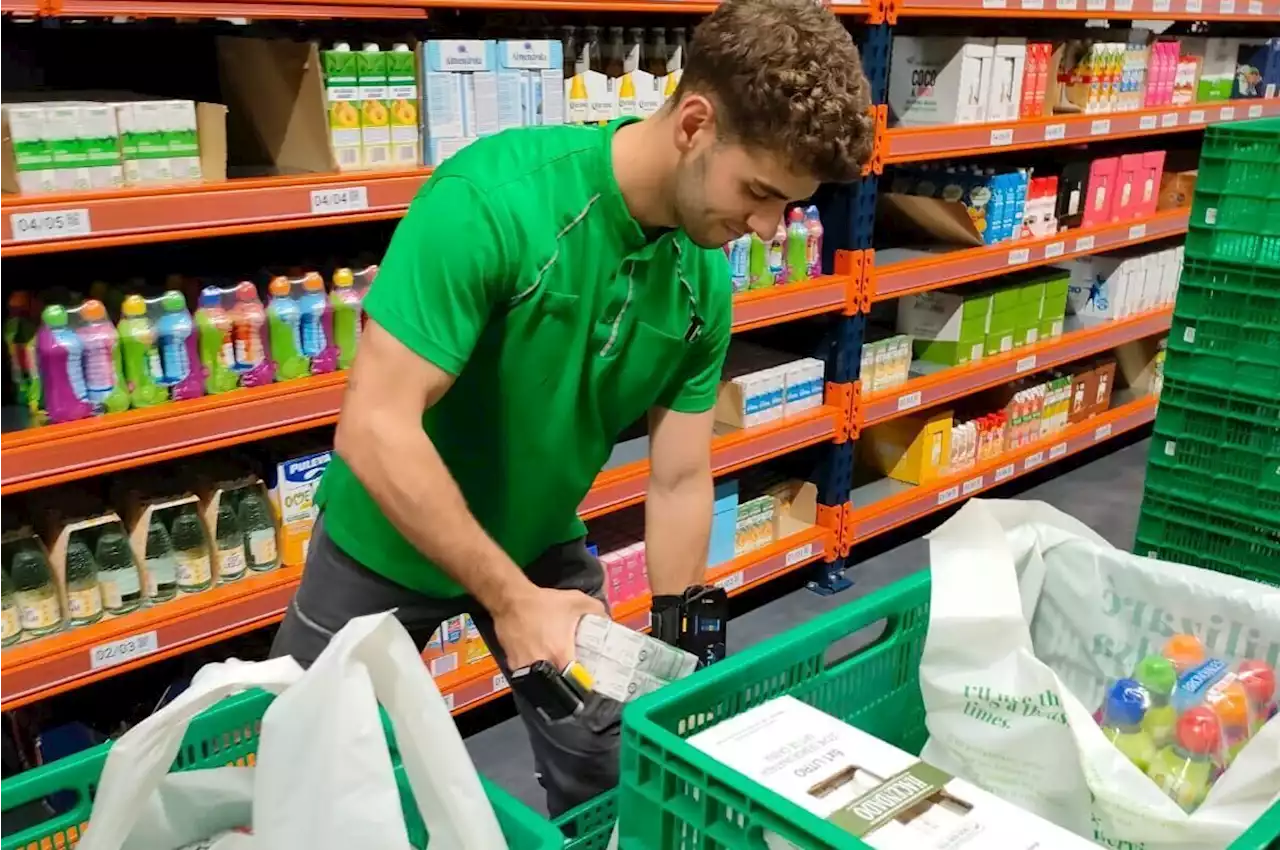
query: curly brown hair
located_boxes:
[675,0,874,183]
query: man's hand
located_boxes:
[492,586,606,671]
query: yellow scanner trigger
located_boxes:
[563,661,595,693]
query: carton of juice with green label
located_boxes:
[323,43,362,171]
[357,45,391,169]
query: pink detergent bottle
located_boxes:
[36,305,93,423]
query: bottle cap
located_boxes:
[1163,633,1206,672]
[42,304,68,327]
[268,277,291,297]
[1209,681,1250,728]
[198,287,221,309]
[1103,678,1148,727]
[1176,706,1221,756]
[161,290,186,312]
[235,281,259,302]
[122,295,147,317]
[1237,660,1276,707]
[303,273,325,292]
[333,268,354,288]
[81,300,107,321]
[1134,654,1177,697]
[789,207,804,222]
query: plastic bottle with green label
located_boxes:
[95,529,142,614]
[170,506,213,593]
[239,488,279,572]
[2,569,21,646]
[747,233,768,289]
[144,518,179,602]
[10,545,61,637]
[785,207,808,283]
[330,269,365,370]
[65,538,104,627]
[214,499,248,583]
[118,294,169,408]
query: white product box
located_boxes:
[497,39,565,129]
[4,105,56,194]
[988,38,1027,123]
[42,105,90,192]
[1066,254,1128,321]
[161,100,201,182]
[783,358,826,416]
[889,36,997,126]
[689,696,1097,850]
[422,40,498,164]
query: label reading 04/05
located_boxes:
[10,208,92,243]
[785,543,816,566]
[962,476,985,496]
[994,464,1016,483]
[937,486,960,506]
[89,631,159,671]
[309,186,369,215]
[1050,442,1068,460]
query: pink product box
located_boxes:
[1083,156,1119,228]
[1139,150,1166,218]
[1113,153,1143,222]
[621,542,648,603]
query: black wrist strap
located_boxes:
[650,594,683,647]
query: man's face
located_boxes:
[671,112,820,250]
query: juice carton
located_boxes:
[118,290,203,409]
[195,282,275,392]
[161,100,201,182]
[35,299,130,424]
[78,104,125,190]
[357,44,391,169]
[43,105,90,192]
[387,44,420,167]
[267,273,338,381]
[264,446,330,569]
[116,101,174,185]
[330,265,376,370]
[4,106,56,194]
[323,43,363,171]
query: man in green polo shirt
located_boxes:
[271,0,872,814]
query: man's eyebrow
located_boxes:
[753,180,790,200]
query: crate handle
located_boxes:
[1,747,98,849]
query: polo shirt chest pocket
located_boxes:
[592,284,691,432]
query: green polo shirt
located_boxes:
[316,119,732,598]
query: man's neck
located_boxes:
[612,116,679,231]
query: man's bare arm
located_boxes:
[645,406,716,596]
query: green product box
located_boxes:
[985,285,1022,314]
[3,105,56,194]
[1039,317,1065,341]
[985,302,1019,356]
[323,44,362,171]
[356,46,391,168]
[1042,277,1069,320]
[897,289,991,367]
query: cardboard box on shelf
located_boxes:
[42,508,132,625]
[861,410,954,486]
[888,37,997,126]
[709,480,739,568]
[1082,156,1118,228]
[422,39,499,166]
[764,479,818,540]
[1158,170,1197,211]
[1116,336,1166,395]
[197,475,281,581]
[1066,364,1098,425]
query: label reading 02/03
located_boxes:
[90,630,159,671]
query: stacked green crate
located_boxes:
[1135,117,1280,588]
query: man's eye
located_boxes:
[748,187,770,201]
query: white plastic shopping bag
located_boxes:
[77,612,507,850]
[919,499,1280,850]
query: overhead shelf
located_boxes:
[871,210,1189,302]
[10,0,875,16]
[884,101,1280,164]
[859,307,1172,427]
[893,0,1280,19]
[850,394,1157,541]
[0,521,835,711]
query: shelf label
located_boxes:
[1204,208,1218,225]
[1008,248,1030,265]
[493,672,508,692]
[1128,223,1147,240]
[1024,452,1045,471]
[309,186,369,215]
[1044,123,1067,142]
[716,571,746,592]
[1190,110,1206,124]
[990,128,1015,146]
[89,630,158,671]
[937,485,960,506]
[1249,104,1264,118]
[1056,0,1079,7]
[1220,107,1236,122]
[1022,0,1045,7]
[1161,113,1179,128]
[962,476,985,496]
[786,543,816,566]
[442,692,455,710]
[1186,0,1203,10]
[982,0,1008,6]
[1115,0,1133,8]
[1091,119,1112,136]
[1249,0,1263,12]
[1075,234,1096,252]
[995,463,1016,483]
[1095,423,1113,442]
[1050,442,1068,460]
[897,391,922,412]
[1085,0,1106,8]
[1044,241,1065,259]
[1139,115,1158,131]
[1153,0,1171,8]
[10,208,92,243]
[1016,354,1038,374]
[1220,0,1235,11]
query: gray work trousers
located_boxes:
[268,516,621,817]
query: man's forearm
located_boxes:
[644,471,714,596]
[335,413,533,615]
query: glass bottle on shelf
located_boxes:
[10,544,61,637]
[144,518,180,602]
[239,489,279,572]
[2,569,21,646]
[215,498,248,584]
[95,529,142,615]
[170,506,213,593]
[64,537,104,627]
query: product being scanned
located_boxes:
[574,614,697,703]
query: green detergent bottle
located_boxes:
[330,268,365,370]
[118,295,169,408]
[267,276,310,381]
[195,287,240,394]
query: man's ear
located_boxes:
[674,93,717,155]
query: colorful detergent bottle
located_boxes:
[1146,707,1220,812]
[726,235,750,293]
[5,292,38,409]
[804,204,824,278]
[196,287,240,394]
[1100,677,1157,771]
[767,222,786,285]
[298,273,337,374]
[267,276,309,381]
[36,305,92,422]
[1135,654,1179,748]
[155,291,194,389]
[231,282,274,386]
[118,295,168,408]
[76,300,129,415]
[748,233,769,289]
[785,207,808,283]
[331,268,365,370]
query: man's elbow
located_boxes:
[333,409,373,469]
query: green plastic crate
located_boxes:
[1185,117,1280,268]
[1136,489,1280,588]
[555,791,618,850]
[0,689,563,850]
[614,571,1280,848]
[1165,286,1280,399]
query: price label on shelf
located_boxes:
[1161,113,1179,128]
[1115,0,1133,8]
[1016,354,1038,374]
[995,464,1016,483]
[1022,0,1045,8]
[1190,110,1206,124]
[1050,443,1068,460]
[1128,223,1147,240]
[1249,0,1263,12]
[786,543,816,566]
[990,128,1014,146]
[1091,119,1112,136]
[937,486,960,506]
[309,186,369,215]
[897,391,923,412]
[1249,104,1264,118]
[1075,235,1096,252]
[1024,452,1045,471]
[1056,0,1079,8]
[962,476,985,496]
[1044,241,1065,259]
[1095,423,1113,442]
[1153,0,1171,9]
[982,0,1008,6]
[442,692,455,711]
[1008,248,1030,265]
[1139,115,1158,131]
[10,208,92,243]
[716,571,745,592]
[1220,107,1236,122]
[1186,0,1203,11]
[1085,0,1106,9]
[1044,123,1066,142]
[1220,0,1235,11]
[493,672,508,692]
[89,630,158,671]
